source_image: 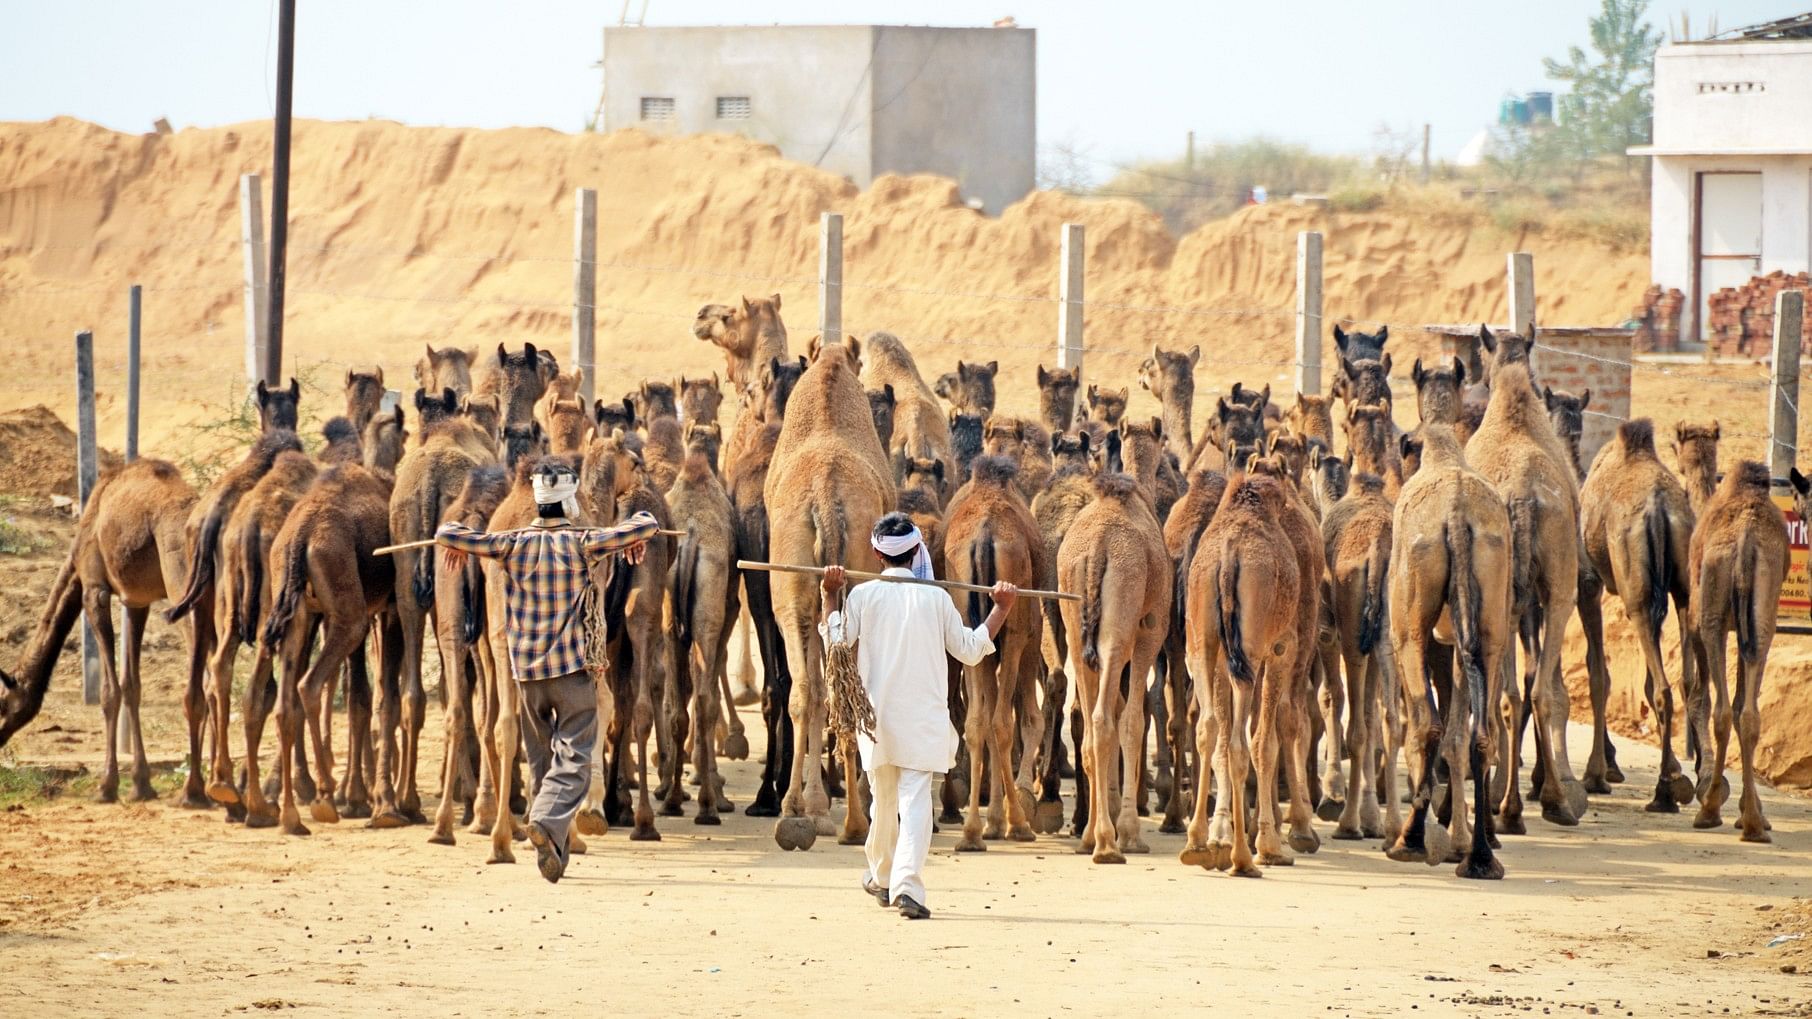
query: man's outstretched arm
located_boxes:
[436,521,513,559]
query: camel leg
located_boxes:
[1086,653,1128,863]
[693,634,726,824]
[205,624,243,805]
[1033,656,1067,834]
[397,628,429,824]
[1734,647,1771,842]
[274,617,312,837]
[987,665,1018,842]
[957,661,992,851]
[1316,636,1346,820]
[429,619,473,844]
[775,609,830,848]
[1117,653,1154,856]
[1252,661,1289,868]
[112,604,156,802]
[1009,655,1042,842]
[715,645,750,761]
[1070,660,1100,854]
[1144,661,1167,817]
[1225,672,1260,877]
[469,631,498,833]
[1334,647,1372,840]
[744,577,791,817]
[370,595,421,828]
[630,625,662,842]
[1495,646,1528,835]
[487,645,522,864]
[1279,663,1319,855]
[1642,629,1688,813]
[658,638,689,818]
[239,647,278,826]
[342,635,375,819]
[1532,600,1584,825]
[730,599,761,705]
[1386,629,1444,864]
[1576,588,1615,792]
[1457,634,1504,880]
[1160,636,1192,835]
[1179,645,1222,866]
[299,636,354,826]
[177,603,212,808]
[1693,627,1733,831]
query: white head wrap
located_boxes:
[872,524,934,580]
[531,465,582,520]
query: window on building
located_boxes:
[716,96,752,120]
[639,97,676,122]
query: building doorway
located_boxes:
[1694,171,1763,342]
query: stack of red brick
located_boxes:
[1632,285,1685,353]
[1705,271,1812,358]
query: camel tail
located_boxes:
[411,482,438,610]
[165,503,225,622]
[1444,510,1488,712]
[1217,558,1254,683]
[1642,490,1673,644]
[967,522,995,628]
[236,518,264,646]
[0,539,85,747]
[459,554,485,647]
[262,536,308,649]
[1358,540,1388,656]
[1732,528,1761,663]
[1079,546,1106,673]
[673,528,701,650]
[1506,496,1537,616]
[810,501,847,571]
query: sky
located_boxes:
[1,0,1802,175]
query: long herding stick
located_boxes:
[373,529,686,557]
[736,559,1079,603]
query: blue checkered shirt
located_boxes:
[436,512,658,682]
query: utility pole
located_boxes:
[1421,124,1431,184]
[1185,131,1196,175]
[265,0,296,385]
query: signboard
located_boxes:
[1772,484,1809,624]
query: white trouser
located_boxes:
[865,765,934,906]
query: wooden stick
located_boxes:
[737,559,1080,603]
[374,529,685,557]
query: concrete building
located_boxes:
[598,24,1036,214]
[1633,13,1812,343]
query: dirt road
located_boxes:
[3,706,1810,1018]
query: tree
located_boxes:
[1543,0,1664,160]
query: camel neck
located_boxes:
[1159,393,1193,461]
[1040,394,1075,434]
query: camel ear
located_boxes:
[1711,420,1721,441]
[1376,325,1389,347]
[524,342,538,365]
[256,379,270,404]
[345,369,355,389]
[1452,357,1466,387]
[1340,356,1359,380]
[1216,396,1231,423]
[1477,324,1496,354]
[1151,417,1164,441]
[932,460,945,483]
[1077,430,1091,455]
[424,343,436,360]
[498,342,509,363]
[1037,364,1051,387]
[414,388,429,411]
[393,405,406,427]
[1333,324,1348,354]
[847,336,863,370]
[1310,444,1324,468]
[593,399,607,425]
[986,360,998,374]
[770,292,782,311]
[806,334,823,362]
[1411,358,1425,386]
[1259,384,1271,406]
[885,383,895,401]
[287,377,300,401]
[1399,434,1417,461]
[1087,383,1099,401]
[948,407,961,429]
[1051,432,1064,454]
[1543,384,1556,409]
[374,366,384,386]
[1186,344,1200,368]
[1792,468,1811,497]
[458,394,473,413]
[956,359,967,374]
[742,295,755,315]
[1378,353,1391,377]
[1115,387,1129,401]
[1580,389,1591,410]
[1244,453,1261,474]
[1150,344,1162,364]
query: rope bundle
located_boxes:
[824,589,876,739]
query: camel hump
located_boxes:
[1617,418,1656,454]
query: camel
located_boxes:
[949,359,999,416]
[1579,419,1700,812]
[1199,397,1268,473]
[943,455,1044,848]
[363,406,408,474]
[166,419,306,633]
[1155,466,1228,834]
[695,295,788,390]
[683,421,724,475]
[1674,421,1721,517]
[473,343,554,429]
[1385,424,1513,878]
[1036,365,1081,432]
[862,331,955,499]
[763,335,894,850]
[1467,325,1588,830]
[867,385,896,449]
[534,368,582,434]
[1542,386,1623,793]
[594,398,636,438]
[0,459,213,811]
[344,367,386,433]
[1178,473,1300,876]
[1344,403,1404,501]
[1688,461,1796,841]
[982,416,1053,503]
[1308,444,1350,515]
[1227,382,1282,427]
[416,344,477,397]
[664,446,738,825]
[1287,394,1335,449]
[543,398,590,454]
[1085,384,1128,425]
[1265,430,1313,491]
[949,410,984,484]
[256,462,396,836]
[1333,324,1389,363]
[1059,468,1170,864]
[679,374,724,425]
[1029,430,1099,832]
[1320,472,1393,841]
[1139,345,1200,463]
[631,380,686,493]
[319,417,363,465]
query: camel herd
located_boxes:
[0,299,1804,881]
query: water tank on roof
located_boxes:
[1498,96,1519,126]
[1526,91,1554,123]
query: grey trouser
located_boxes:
[519,670,598,862]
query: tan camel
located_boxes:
[1386,424,1513,878]
[664,446,738,824]
[936,359,998,416]
[534,368,582,434]
[1344,403,1404,501]
[1288,394,1335,449]
[867,385,896,449]
[255,463,396,836]
[1320,472,1393,840]
[0,460,213,811]
[862,331,955,498]
[1085,384,1128,425]
[473,342,555,429]
[695,295,788,390]
[1178,473,1300,876]
[1333,356,1393,415]
[1467,326,1588,830]
[363,406,408,474]
[344,367,386,433]
[319,417,363,465]
[543,398,590,454]
[1059,468,1170,863]
[1688,461,1796,841]
[683,421,725,475]
[1139,344,1201,463]
[1155,466,1228,834]
[166,419,305,631]
[1199,397,1268,473]
[1674,421,1721,517]
[982,416,1053,502]
[1036,365,1081,432]
[1029,430,1099,833]
[1308,444,1351,515]
[416,344,477,397]
[680,417,746,760]
[764,336,894,850]
[1579,419,1700,812]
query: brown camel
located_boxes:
[1085,384,1128,425]
[936,359,998,416]
[319,417,363,465]
[0,459,213,811]
[543,398,590,454]
[633,379,685,493]
[1200,397,1268,473]
[473,342,555,429]
[1580,419,1700,813]
[683,421,724,475]
[982,416,1054,502]
[664,446,739,825]
[679,374,724,424]
[764,336,894,850]
[1059,469,1170,863]
[1178,473,1300,876]
[1036,365,1081,432]
[1467,326,1588,830]
[256,463,396,836]
[1333,355,1393,414]
[1308,444,1351,516]
[594,398,635,438]
[416,344,477,397]
[862,331,956,500]
[1344,402,1404,501]
[1029,430,1099,832]
[363,406,408,474]
[695,295,788,390]
[1674,421,1721,516]
[1688,461,1796,841]
[949,410,985,484]
[1333,324,1390,363]
[1288,394,1335,449]
[1155,466,1229,834]
[534,367,582,434]
[1320,472,1393,841]
[1386,423,1513,878]
[943,455,1044,848]
[1139,344,1200,463]
[344,367,386,433]
[866,385,896,449]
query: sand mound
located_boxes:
[0,405,120,498]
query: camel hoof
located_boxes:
[341,801,372,820]
[1692,811,1723,830]
[575,808,608,835]
[1315,797,1345,822]
[1009,824,1036,843]
[838,827,867,846]
[1157,819,1185,835]
[366,810,411,830]
[1092,848,1126,865]
[1385,844,1427,864]
[1331,825,1365,841]
[427,830,456,846]
[244,806,279,829]
[774,817,817,851]
[658,801,684,818]
[1740,826,1772,844]
[1583,774,1612,795]
[310,799,340,824]
[1561,780,1589,818]
[568,832,587,854]
[206,781,241,806]
[1258,850,1293,867]
[731,684,760,708]
[745,800,781,818]
[94,782,119,804]
[1495,812,1526,836]
[224,802,247,824]
[1123,837,1151,855]
[178,787,212,810]
[281,817,311,837]
[955,835,986,853]
[694,813,721,826]
[1605,762,1625,784]
[1668,774,1697,806]
[1230,861,1263,878]
[1032,800,1065,835]
[402,807,428,825]
[1178,846,1214,869]
[486,849,514,865]
[1458,855,1505,880]
[1289,829,1321,854]
[722,733,750,761]
[1540,802,1579,827]
[629,825,661,843]
[813,815,839,837]
[938,808,963,825]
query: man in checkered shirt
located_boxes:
[436,460,657,883]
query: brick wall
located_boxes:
[1435,327,1633,470]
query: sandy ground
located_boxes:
[4,684,1812,1018]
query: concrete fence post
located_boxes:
[239,174,269,386]
[1508,251,1537,342]
[819,212,843,347]
[1056,223,1084,389]
[1770,289,1804,479]
[1295,231,1323,396]
[573,187,598,405]
[75,330,100,705]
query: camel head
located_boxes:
[806,333,861,374]
[695,303,735,344]
[983,415,1026,456]
[1266,429,1310,484]
[1308,440,1350,510]
[636,379,678,422]
[1397,432,1425,479]
[1036,364,1081,430]
[1791,466,1812,523]
[1410,356,1466,427]
[1051,429,1095,474]
[756,355,809,422]
[683,421,723,471]
[679,374,723,424]
[949,410,985,481]
[1477,325,1534,388]
[1672,419,1721,495]
[502,421,549,478]
[1086,385,1129,425]
[416,344,477,396]
[1244,452,1293,486]
[414,386,460,429]
[1333,323,1389,363]
[1541,385,1591,453]
[932,370,959,407]
[900,456,948,501]
[1336,355,1393,412]
[1116,417,1165,486]
[363,405,407,474]
[1343,402,1394,464]
[544,368,582,404]
[1228,381,1270,415]
[490,343,551,426]
[459,392,502,445]
[544,399,589,454]
[1139,345,1200,403]
[581,431,641,510]
[343,366,385,431]
[256,376,302,433]
[1287,393,1333,443]
[1211,397,1266,460]
[953,360,999,416]
[319,416,363,465]
[866,385,896,450]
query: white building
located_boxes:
[1633,13,1812,343]
[597,24,1036,214]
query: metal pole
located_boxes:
[1770,290,1804,479]
[573,187,598,404]
[240,174,268,385]
[1295,231,1324,396]
[263,0,296,387]
[1508,251,1537,342]
[1056,223,1084,387]
[75,331,100,706]
[818,212,843,347]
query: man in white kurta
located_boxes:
[820,512,1016,920]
